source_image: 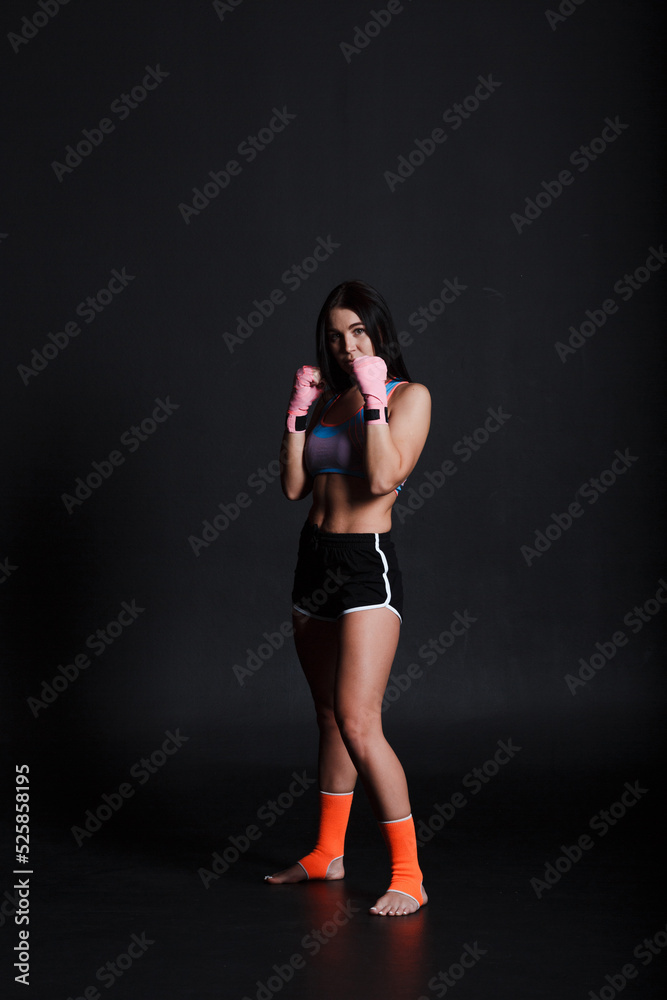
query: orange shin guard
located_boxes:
[379,813,425,907]
[296,790,354,879]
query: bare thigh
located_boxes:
[292,611,339,710]
[335,607,401,718]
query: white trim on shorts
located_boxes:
[340,604,402,622]
[292,532,403,624]
[339,533,402,623]
[292,603,402,623]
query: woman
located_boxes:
[266,280,431,916]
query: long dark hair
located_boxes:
[315,280,412,394]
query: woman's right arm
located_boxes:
[279,429,309,501]
[279,367,326,500]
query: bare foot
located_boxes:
[369,883,428,916]
[264,856,345,883]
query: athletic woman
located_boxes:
[266,280,431,916]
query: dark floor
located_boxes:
[5,709,665,998]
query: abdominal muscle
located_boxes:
[308,472,397,534]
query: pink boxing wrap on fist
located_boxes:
[286,365,324,432]
[353,355,388,423]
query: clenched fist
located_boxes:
[286,365,325,432]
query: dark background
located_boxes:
[2,1,665,997]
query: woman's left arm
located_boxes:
[364,382,432,496]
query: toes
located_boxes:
[370,890,422,916]
[370,892,419,916]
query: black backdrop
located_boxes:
[2,1,666,996]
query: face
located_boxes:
[326,307,376,375]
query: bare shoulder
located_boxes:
[389,381,431,412]
[388,382,431,461]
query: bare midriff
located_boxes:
[308,473,396,534]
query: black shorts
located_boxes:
[291,520,403,623]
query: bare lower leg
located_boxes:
[332,720,425,913]
[334,609,427,915]
[265,723,357,884]
[266,613,356,885]
[345,725,410,820]
[316,718,358,793]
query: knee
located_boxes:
[334,707,380,755]
[314,704,338,734]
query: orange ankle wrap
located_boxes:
[297,790,354,879]
[379,813,425,907]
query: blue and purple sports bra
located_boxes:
[305,379,409,494]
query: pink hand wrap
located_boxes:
[286,365,324,433]
[353,355,388,424]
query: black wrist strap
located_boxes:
[286,414,308,431]
[364,407,388,422]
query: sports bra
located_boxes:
[305,379,409,494]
